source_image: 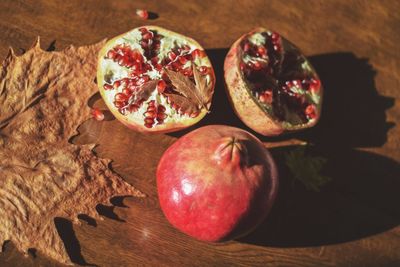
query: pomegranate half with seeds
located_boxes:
[157,125,278,241]
[97,26,215,133]
[224,28,323,136]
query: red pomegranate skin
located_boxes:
[157,125,278,242]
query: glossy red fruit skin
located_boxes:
[156,125,278,242]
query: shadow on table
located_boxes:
[55,47,398,262]
[54,218,98,266]
[170,50,395,149]
[172,48,399,247]
[239,145,400,247]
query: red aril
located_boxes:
[136,9,149,20]
[97,26,215,133]
[91,108,105,121]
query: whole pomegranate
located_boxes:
[157,125,278,241]
[224,28,323,136]
[97,26,215,133]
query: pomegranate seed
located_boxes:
[113,80,121,89]
[243,43,251,52]
[168,51,177,61]
[91,108,104,121]
[122,88,132,96]
[131,63,141,71]
[151,56,159,64]
[305,104,317,119]
[191,49,206,59]
[136,9,148,20]
[140,40,149,48]
[132,51,143,62]
[154,63,163,71]
[153,42,161,51]
[293,80,301,86]
[118,57,125,66]
[136,76,149,85]
[157,80,167,93]
[199,66,209,74]
[147,106,157,113]
[144,110,157,118]
[309,78,321,93]
[106,50,117,59]
[170,61,181,72]
[142,32,153,40]
[144,63,152,71]
[271,32,280,40]
[251,61,262,70]
[257,46,267,57]
[259,90,273,104]
[103,84,113,90]
[139,27,148,34]
[114,101,125,109]
[158,105,166,113]
[181,67,193,76]
[172,103,179,110]
[178,56,188,65]
[182,45,191,51]
[115,93,128,102]
[144,117,155,124]
[148,100,155,106]
[190,111,200,118]
[113,54,121,62]
[157,113,167,120]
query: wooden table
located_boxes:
[1,0,399,266]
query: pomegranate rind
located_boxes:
[156,125,279,241]
[224,27,323,136]
[97,25,215,133]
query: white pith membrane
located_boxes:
[99,27,213,129]
[240,31,322,128]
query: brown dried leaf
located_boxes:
[164,67,211,111]
[164,93,199,114]
[134,79,159,102]
[0,38,144,265]
[192,66,213,110]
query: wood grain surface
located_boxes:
[1,0,399,266]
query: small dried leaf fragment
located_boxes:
[193,66,213,110]
[285,146,331,192]
[134,79,159,103]
[165,93,199,115]
[0,38,144,265]
[164,67,211,112]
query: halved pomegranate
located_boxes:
[97,26,215,133]
[224,28,323,136]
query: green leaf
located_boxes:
[285,146,331,192]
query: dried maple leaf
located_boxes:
[192,66,213,110]
[0,38,144,265]
[164,93,200,115]
[133,79,159,103]
[164,67,211,112]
